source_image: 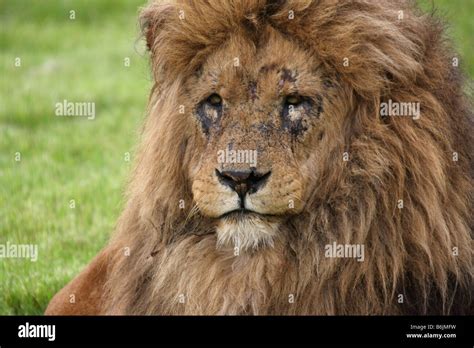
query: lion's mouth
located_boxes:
[219,209,258,219]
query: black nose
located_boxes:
[216,169,271,197]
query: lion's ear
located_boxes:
[140,3,174,51]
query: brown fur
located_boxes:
[45,248,110,315]
[46,0,473,315]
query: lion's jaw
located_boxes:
[215,213,281,251]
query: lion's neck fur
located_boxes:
[104,204,471,315]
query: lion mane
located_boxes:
[48,0,473,315]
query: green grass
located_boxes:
[0,0,472,315]
[418,0,474,76]
[0,0,150,315]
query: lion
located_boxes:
[46,0,473,315]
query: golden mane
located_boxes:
[101,0,473,314]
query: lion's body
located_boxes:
[46,0,473,315]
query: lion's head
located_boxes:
[104,0,473,315]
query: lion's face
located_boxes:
[182,29,343,249]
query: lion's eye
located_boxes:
[206,93,223,106]
[285,95,303,106]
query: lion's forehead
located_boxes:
[191,31,323,105]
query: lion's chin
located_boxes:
[215,212,280,251]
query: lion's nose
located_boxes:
[215,169,271,197]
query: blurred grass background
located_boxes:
[0,0,150,315]
[0,0,472,315]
